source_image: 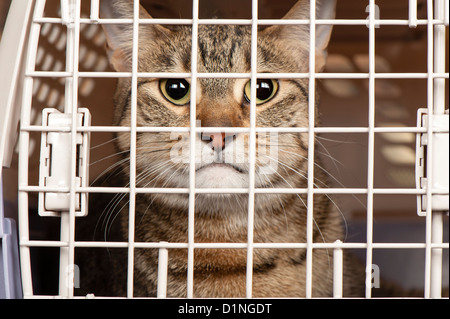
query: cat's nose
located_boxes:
[209,133,226,150]
[201,132,235,151]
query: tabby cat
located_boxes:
[76,0,366,297]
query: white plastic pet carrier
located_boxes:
[0,0,448,300]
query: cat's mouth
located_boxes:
[196,163,244,174]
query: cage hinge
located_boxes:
[38,108,91,217]
[415,108,449,216]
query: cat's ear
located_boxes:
[279,0,337,72]
[315,0,337,72]
[100,0,170,71]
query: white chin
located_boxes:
[195,164,248,188]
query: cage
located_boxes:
[0,0,448,299]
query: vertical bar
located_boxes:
[60,0,69,25]
[409,0,418,28]
[66,0,80,298]
[333,240,343,298]
[430,0,446,299]
[433,0,447,116]
[431,212,444,297]
[365,0,376,299]
[424,0,435,299]
[68,0,82,298]
[305,0,316,299]
[126,0,140,298]
[157,243,169,298]
[445,0,449,26]
[90,0,99,22]
[58,0,81,298]
[63,1,75,115]
[59,213,70,296]
[18,0,46,298]
[246,0,259,299]
[187,0,200,299]
[18,77,33,298]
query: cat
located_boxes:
[75,0,367,298]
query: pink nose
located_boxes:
[209,133,226,150]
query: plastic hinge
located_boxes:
[38,108,91,217]
[415,108,449,216]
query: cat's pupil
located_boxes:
[256,79,274,101]
[166,79,190,100]
[244,79,277,104]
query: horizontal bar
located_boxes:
[254,242,450,249]
[25,71,449,79]
[20,240,68,247]
[21,184,448,196]
[21,125,449,134]
[20,240,449,249]
[32,17,448,26]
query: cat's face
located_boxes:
[101,0,334,212]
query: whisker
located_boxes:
[90,147,171,167]
[265,153,328,188]
[94,190,128,240]
[315,138,344,180]
[89,149,129,166]
[261,161,307,210]
[257,171,289,233]
[277,150,339,186]
[276,149,367,210]
[94,160,171,240]
[315,135,358,145]
[90,136,121,150]
[140,163,186,225]
[90,156,130,186]
[262,155,350,243]
[260,156,332,277]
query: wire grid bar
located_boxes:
[32,17,449,26]
[364,0,377,298]
[431,0,448,298]
[426,0,447,299]
[424,0,435,298]
[15,0,449,299]
[25,70,450,79]
[63,0,81,299]
[304,0,317,298]
[243,0,260,298]
[122,0,140,298]
[18,240,450,250]
[18,125,450,134]
[18,185,449,195]
[186,0,200,299]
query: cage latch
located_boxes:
[39,108,91,217]
[415,108,449,216]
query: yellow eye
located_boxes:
[160,79,191,105]
[244,79,279,105]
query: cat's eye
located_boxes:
[160,79,191,105]
[244,79,279,105]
